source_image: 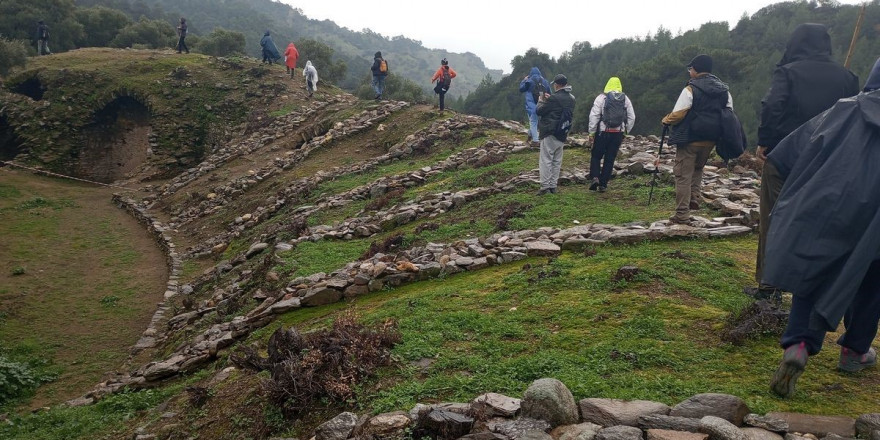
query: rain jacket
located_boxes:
[304,61,319,90]
[284,43,299,69]
[763,88,880,332]
[535,85,575,140]
[519,67,552,116]
[260,32,281,61]
[588,77,636,133]
[431,65,457,86]
[758,23,859,152]
[371,52,387,77]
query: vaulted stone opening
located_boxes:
[76,95,152,183]
[11,77,45,101]
[0,115,23,161]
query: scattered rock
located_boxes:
[520,378,579,428]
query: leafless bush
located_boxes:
[365,188,404,211]
[496,202,531,231]
[361,233,404,260]
[720,300,788,345]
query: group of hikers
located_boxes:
[524,23,880,398]
[258,31,320,98]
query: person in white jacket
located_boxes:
[587,77,635,192]
[303,60,319,98]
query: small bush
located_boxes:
[195,28,246,57]
[496,202,531,231]
[0,36,29,77]
[230,312,401,416]
[365,188,404,212]
[0,356,40,405]
[720,300,788,345]
[11,266,25,276]
[361,233,404,260]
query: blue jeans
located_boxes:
[372,75,386,97]
[781,259,880,355]
[528,112,539,141]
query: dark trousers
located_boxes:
[177,36,188,53]
[782,260,880,355]
[589,131,623,186]
[438,91,446,111]
[756,160,785,284]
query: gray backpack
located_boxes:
[601,92,627,128]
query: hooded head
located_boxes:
[287,42,295,48]
[375,51,382,58]
[688,54,713,73]
[441,58,448,66]
[38,20,44,25]
[180,18,186,23]
[529,66,543,79]
[264,30,271,36]
[306,60,313,68]
[865,57,880,92]
[604,77,623,93]
[779,23,832,66]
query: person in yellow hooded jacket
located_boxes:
[587,77,635,192]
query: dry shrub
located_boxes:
[186,386,211,407]
[360,233,404,260]
[496,202,531,231]
[231,312,401,416]
[720,300,788,345]
[365,188,405,211]
[473,152,505,168]
[245,109,275,134]
[414,222,440,234]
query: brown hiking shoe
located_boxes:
[770,341,808,398]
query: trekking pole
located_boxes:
[647,124,670,205]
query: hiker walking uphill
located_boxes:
[520,67,552,147]
[260,31,281,65]
[284,42,300,77]
[176,18,189,54]
[661,54,733,224]
[431,58,457,113]
[535,74,575,196]
[303,60,319,98]
[371,51,389,100]
[750,23,860,300]
[35,20,50,56]
[765,58,880,398]
[587,77,635,192]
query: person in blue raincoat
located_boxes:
[766,57,880,398]
[260,30,281,64]
[519,67,552,146]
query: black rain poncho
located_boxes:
[763,89,880,332]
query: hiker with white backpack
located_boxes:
[587,77,635,192]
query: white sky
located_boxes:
[281,0,865,73]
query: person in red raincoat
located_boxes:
[284,43,299,78]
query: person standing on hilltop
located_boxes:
[765,58,880,398]
[371,51,389,100]
[587,76,635,192]
[535,74,576,196]
[431,58,457,113]
[661,54,733,224]
[176,18,189,54]
[748,23,859,301]
[304,60,319,98]
[35,20,51,56]
[520,67,552,147]
[284,42,299,77]
[260,30,281,65]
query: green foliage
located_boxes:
[194,27,245,57]
[0,0,84,53]
[355,73,427,103]
[0,36,29,77]
[295,38,347,84]
[0,355,40,405]
[110,16,175,49]
[73,6,131,47]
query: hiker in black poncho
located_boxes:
[766,58,880,398]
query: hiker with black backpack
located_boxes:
[519,67,552,147]
[534,74,576,196]
[35,20,51,56]
[431,58,457,113]
[371,51,389,100]
[587,77,635,192]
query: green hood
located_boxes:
[604,77,622,93]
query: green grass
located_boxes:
[257,236,879,417]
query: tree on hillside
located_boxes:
[195,28,245,57]
[110,17,175,49]
[0,0,84,53]
[295,39,347,85]
[0,36,30,76]
[74,6,132,47]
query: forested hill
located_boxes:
[463,1,880,143]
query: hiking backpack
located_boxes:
[440,68,452,89]
[601,92,627,129]
[554,107,574,141]
[379,59,388,74]
[530,78,544,103]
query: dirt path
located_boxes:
[0,168,167,409]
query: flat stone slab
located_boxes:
[671,393,749,425]
[524,241,561,257]
[741,428,783,440]
[579,398,670,427]
[766,413,855,437]
[647,429,708,440]
[473,393,521,417]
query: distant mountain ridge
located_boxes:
[80,0,503,97]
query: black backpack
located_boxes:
[554,106,574,141]
[530,78,545,103]
[601,92,627,128]
[440,68,451,89]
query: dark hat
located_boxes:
[553,74,568,85]
[688,54,713,73]
[375,51,382,58]
[441,58,448,66]
[38,20,44,24]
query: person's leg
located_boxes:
[771,293,826,397]
[672,144,697,221]
[377,76,386,98]
[549,137,564,190]
[538,137,552,191]
[372,76,380,97]
[838,260,880,358]
[528,112,539,142]
[183,37,188,53]
[756,160,785,285]
[689,144,712,205]
[589,133,607,187]
[599,132,623,188]
[439,91,446,111]
[177,36,183,53]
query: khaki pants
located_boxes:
[756,160,785,284]
[672,143,713,220]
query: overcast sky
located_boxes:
[281,0,864,73]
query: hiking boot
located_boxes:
[589,178,600,191]
[598,185,607,193]
[689,201,700,210]
[770,341,808,398]
[838,347,877,373]
[536,188,552,196]
[549,187,557,194]
[530,141,540,148]
[743,286,782,302]
[668,216,690,225]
